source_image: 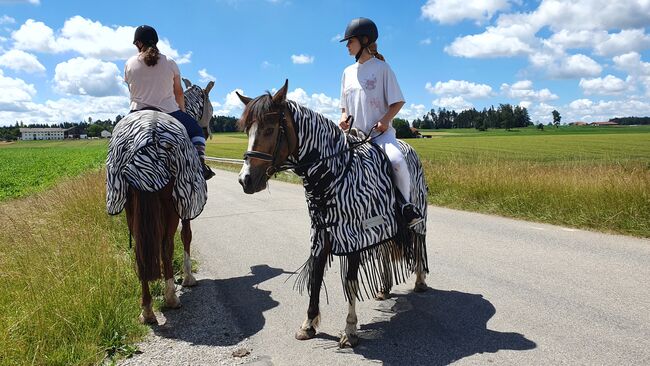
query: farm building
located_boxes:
[100,130,112,138]
[19,128,66,140]
[590,121,619,126]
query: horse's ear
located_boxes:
[236,91,253,106]
[272,79,288,105]
[182,78,192,89]
[204,81,214,95]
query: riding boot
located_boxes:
[201,157,215,180]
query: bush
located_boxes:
[393,118,414,138]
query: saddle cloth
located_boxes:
[106,110,207,220]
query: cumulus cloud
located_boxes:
[421,0,513,24]
[419,38,432,45]
[213,89,246,117]
[500,80,559,102]
[0,68,36,111]
[398,103,427,121]
[432,96,473,111]
[11,16,190,62]
[531,53,603,79]
[425,79,493,98]
[0,49,45,73]
[566,97,650,121]
[287,88,340,120]
[445,28,533,58]
[198,68,215,83]
[53,57,127,97]
[579,75,631,95]
[613,52,650,96]
[291,54,314,64]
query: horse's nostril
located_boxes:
[239,174,251,188]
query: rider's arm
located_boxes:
[339,108,350,130]
[376,101,405,132]
[173,74,185,112]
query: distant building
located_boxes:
[100,130,112,138]
[20,128,66,140]
[590,121,618,126]
[569,121,588,126]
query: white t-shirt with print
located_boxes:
[124,53,181,113]
[339,57,405,137]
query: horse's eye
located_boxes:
[263,127,274,137]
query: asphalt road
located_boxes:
[124,169,650,366]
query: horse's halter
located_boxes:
[243,107,293,178]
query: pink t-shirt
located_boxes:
[124,53,180,113]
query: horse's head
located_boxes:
[236,80,298,194]
[182,78,215,139]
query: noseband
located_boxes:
[243,108,291,178]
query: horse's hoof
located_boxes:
[165,296,181,309]
[182,275,197,287]
[414,282,428,293]
[339,333,359,348]
[295,327,316,340]
[139,312,157,324]
[375,291,390,301]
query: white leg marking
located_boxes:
[182,250,197,287]
[164,278,181,308]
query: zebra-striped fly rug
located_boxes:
[106,110,207,220]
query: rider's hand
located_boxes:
[339,118,350,130]
[375,121,388,132]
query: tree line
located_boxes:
[411,104,532,131]
[609,117,650,125]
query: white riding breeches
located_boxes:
[373,131,411,203]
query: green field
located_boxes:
[0,140,108,201]
[207,126,650,237]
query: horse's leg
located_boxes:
[375,245,393,300]
[139,280,156,324]
[180,219,197,287]
[339,253,360,348]
[162,203,181,309]
[295,241,331,340]
[415,271,428,292]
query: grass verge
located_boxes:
[0,169,189,365]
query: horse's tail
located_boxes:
[130,187,164,282]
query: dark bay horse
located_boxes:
[106,79,213,323]
[236,80,429,347]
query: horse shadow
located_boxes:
[150,264,286,346]
[346,289,536,365]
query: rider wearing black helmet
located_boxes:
[125,25,215,180]
[338,18,423,227]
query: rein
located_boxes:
[243,105,383,178]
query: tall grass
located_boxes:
[0,170,188,365]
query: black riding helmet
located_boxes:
[133,25,158,46]
[340,17,378,61]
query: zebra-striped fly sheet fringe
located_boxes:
[106,110,207,220]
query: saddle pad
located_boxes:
[106,110,207,220]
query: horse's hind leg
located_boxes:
[162,209,181,309]
[139,281,156,324]
[340,253,360,348]
[296,241,331,341]
[180,219,197,287]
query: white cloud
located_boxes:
[613,52,650,96]
[331,34,342,42]
[398,103,427,121]
[421,0,513,24]
[531,53,603,79]
[566,97,650,121]
[291,54,314,64]
[0,15,16,25]
[500,80,559,102]
[213,89,245,117]
[0,49,45,73]
[198,68,215,83]
[425,79,493,98]
[287,88,340,120]
[432,96,473,111]
[0,0,39,4]
[579,75,631,95]
[420,38,432,45]
[11,16,189,62]
[0,68,36,111]
[594,29,650,56]
[54,57,127,97]
[445,27,534,58]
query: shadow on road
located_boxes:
[348,289,537,365]
[151,264,286,346]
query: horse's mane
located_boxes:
[238,93,273,133]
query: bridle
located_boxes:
[243,107,295,178]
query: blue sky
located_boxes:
[1,0,650,126]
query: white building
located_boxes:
[100,130,112,138]
[19,128,66,140]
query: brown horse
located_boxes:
[236,80,429,347]
[124,181,196,323]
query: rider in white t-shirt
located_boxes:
[339,17,423,226]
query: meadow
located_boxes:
[206,126,650,237]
